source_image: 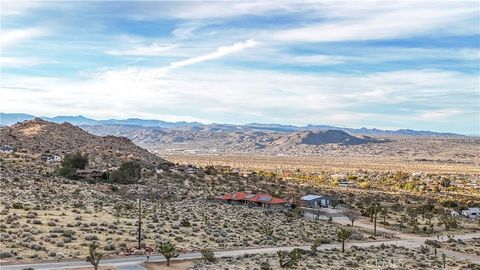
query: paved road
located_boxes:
[2,232,479,270]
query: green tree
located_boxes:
[62,153,88,169]
[277,249,304,268]
[86,241,103,270]
[109,161,142,184]
[57,153,88,180]
[157,242,178,266]
[336,228,352,253]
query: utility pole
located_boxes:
[373,201,379,237]
[137,198,142,250]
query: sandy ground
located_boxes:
[145,260,195,270]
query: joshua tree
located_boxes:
[330,199,339,209]
[346,193,355,206]
[343,209,361,227]
[113,204,122,220]
[262,222,274,237]
[380,207,388,223]
[86,241,103,270]
[406,208,419,232]
[310,238,322,255]
[424,212,434,226]
[336,228,352,253]
[157,241,178,266]
[200,248,216,263]
[277,249,304,268]
[442,253,447,268]
[398,214,408,231]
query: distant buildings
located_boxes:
[461,208,479,219]
[339,180,355,188]
[301,194,331,208]
[0,146,16,154]
[219,192,289,209]
[41,154,62,163]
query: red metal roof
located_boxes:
[222,192,288,204]
[269,198,289,204]
[232,192,249,200]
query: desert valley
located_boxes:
[1,1,479,269]
[0,116,479,270]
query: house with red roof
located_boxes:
[219,192,289,209]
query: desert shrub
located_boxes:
[12,202,23,209]
[200,248,216,263]
[179,219,191,227]
[57,167,79,180]
[260,260,272,270]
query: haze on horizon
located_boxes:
[1,1,479,134]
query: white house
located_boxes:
[156,168,165,174]
[48,155,62,162]
[450,210,460,217]
[0,146,16,154]
[186,167,198,174]
[41,154,62,162]
[461,208,480,219]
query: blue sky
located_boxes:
[1,1,479,134]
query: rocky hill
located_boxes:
[270,130,380,146]
[0,119,169,168]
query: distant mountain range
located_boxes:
[0,112,464,137]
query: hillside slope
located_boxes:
[270,130,378,146]
[0,119,169,168]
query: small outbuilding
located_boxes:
[450,210,460,217]
[462,208,480,219]
[301,194,330,208]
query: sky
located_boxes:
[1,1,479,134]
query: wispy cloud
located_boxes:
[167,39,258,70]
[0,28,46,48]
[272,3,478,42]
[106,43,176,57]
[100,39,258,80]
[417,108,463,121]
[0,56,46,67]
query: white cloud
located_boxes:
[417,108,463,121]
[106,43,176,57]
[0,56,45,67]
[0,0,46,16]
[0,28,46,48]
[2,67,477,130]
[272,2,478,42]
